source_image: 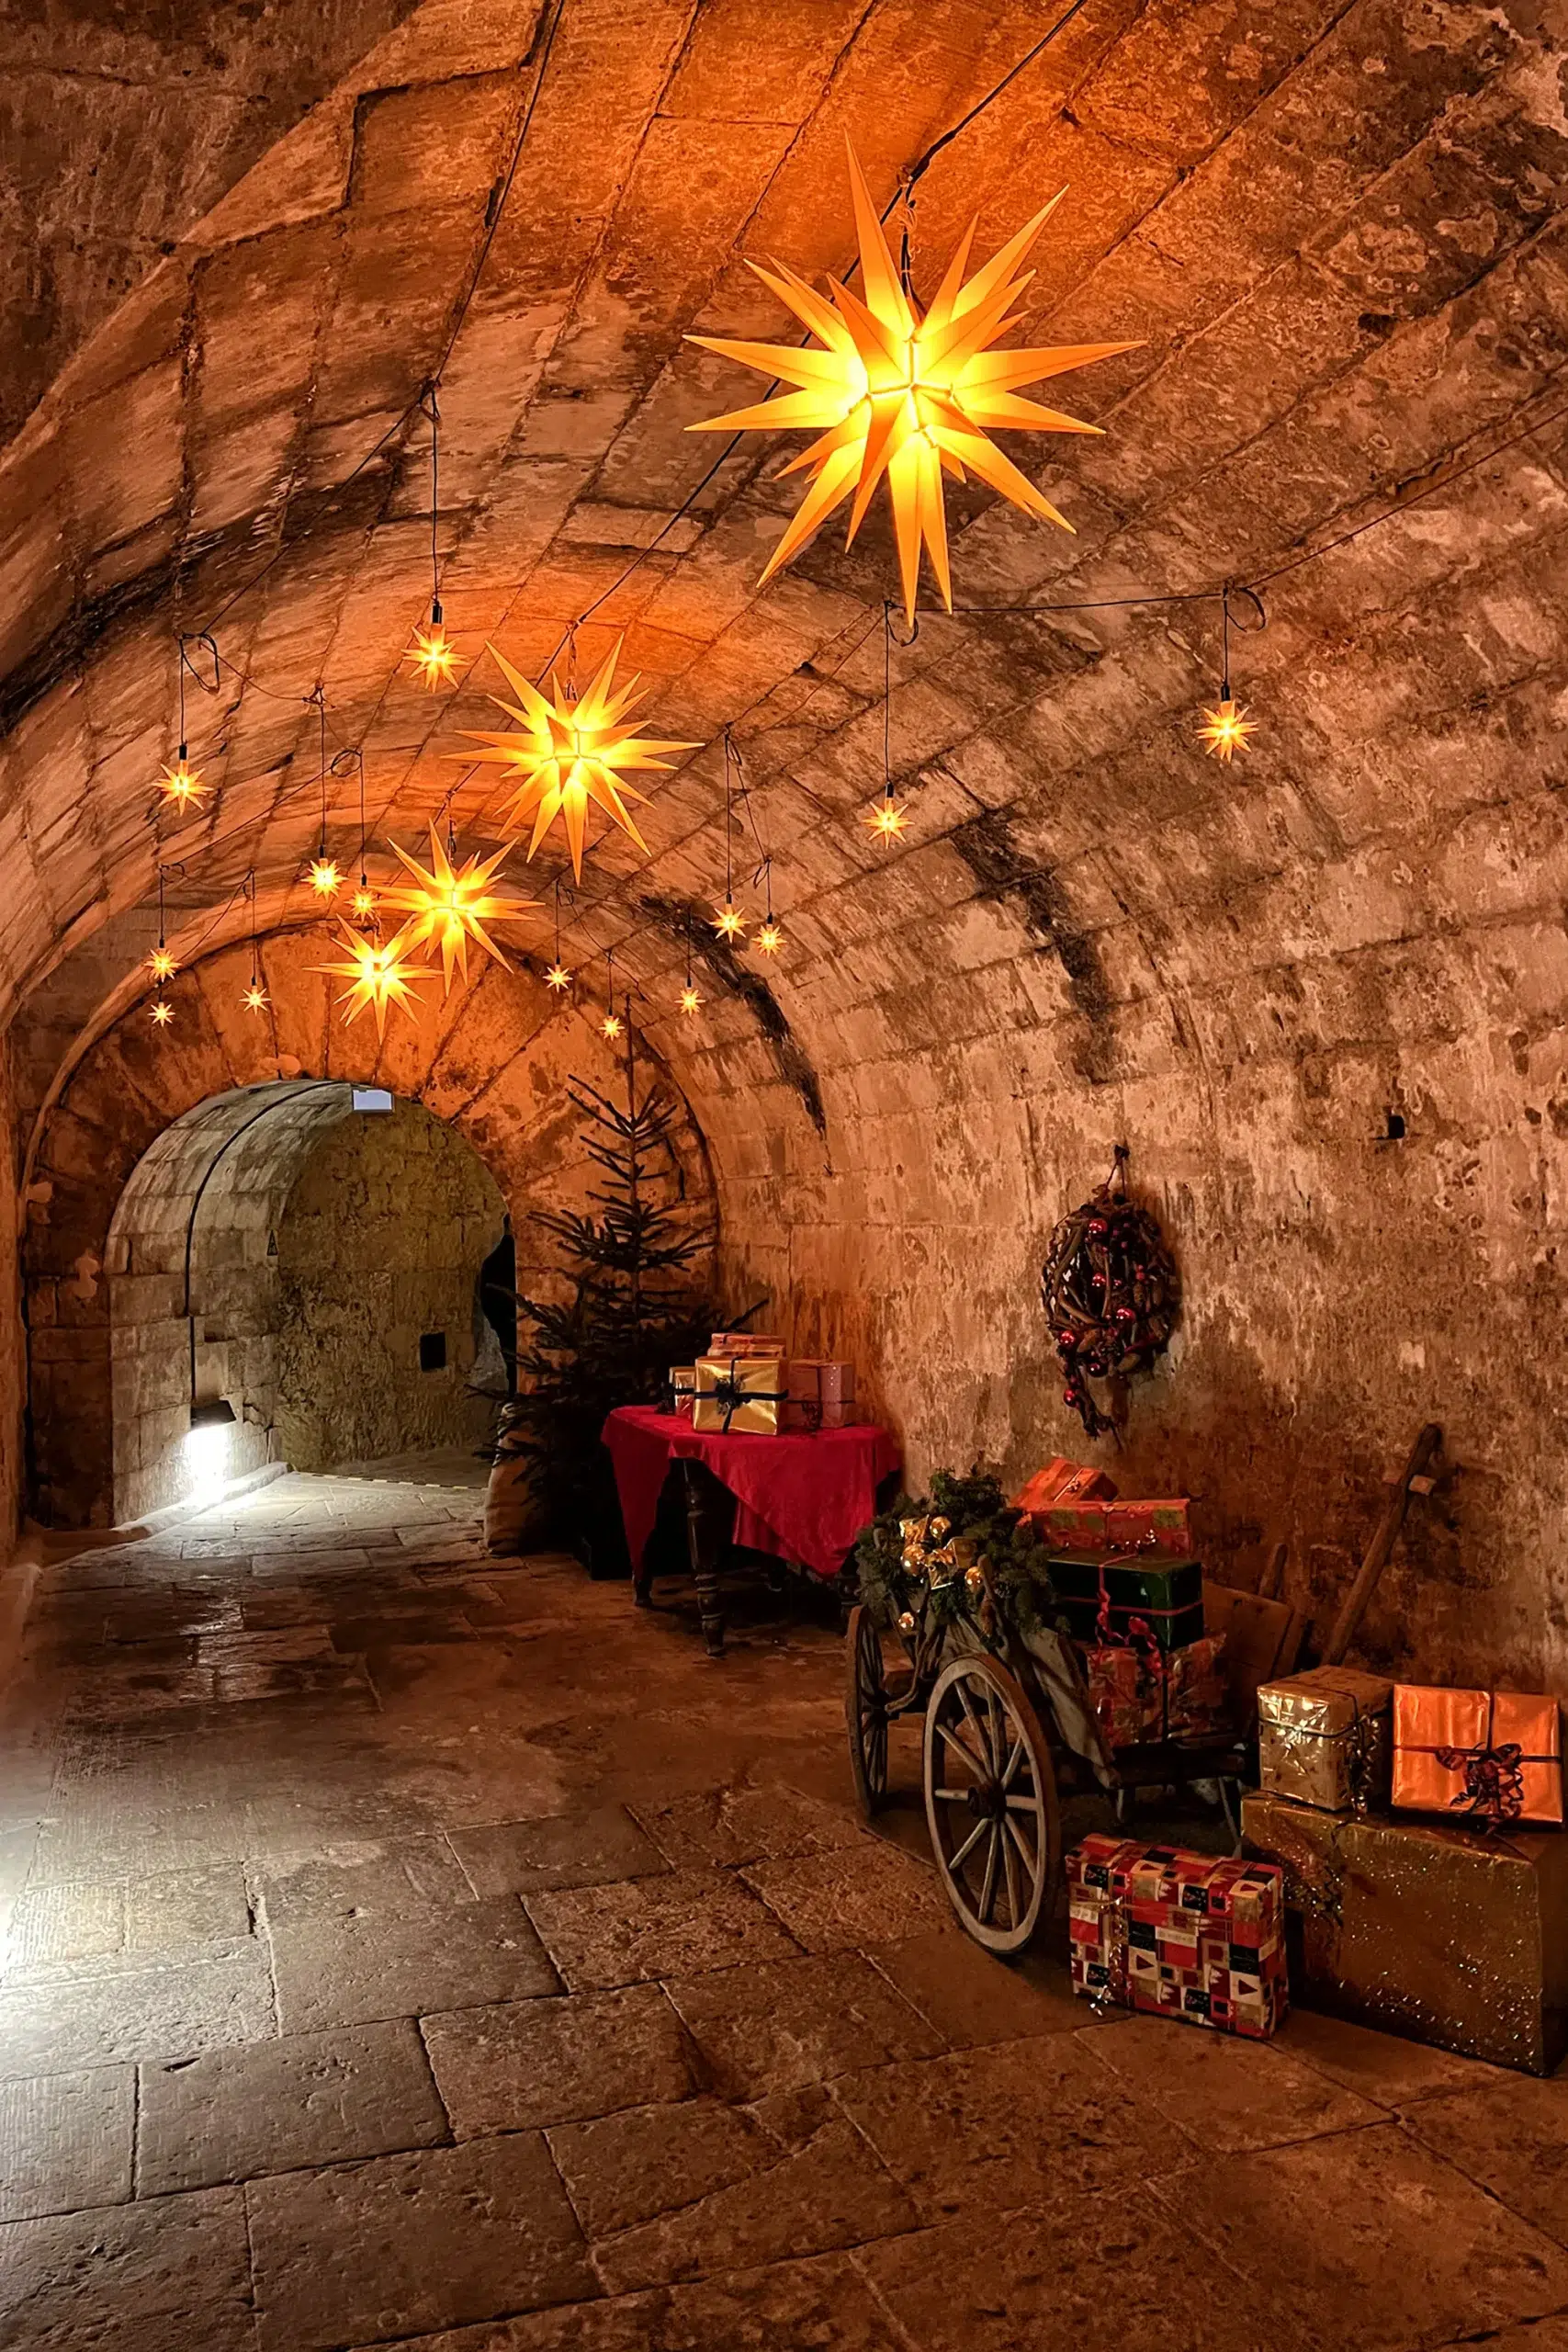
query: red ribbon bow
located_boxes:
[1433,1739,1525,1825]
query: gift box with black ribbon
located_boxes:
[692,1354,789,1436]
[1048,1553,1204,1653]
[1243,1789,1568,2074]
[1067,1834,1288,2039]
[1392,1685,1563,1828]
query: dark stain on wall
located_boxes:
[951,807,1115,1078]
[637,891,829,1138]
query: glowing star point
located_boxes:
[352,886,378,922]
[714,899,746,942]
[545,962,572,993]
[381,827,531,995]
[150,996,175,1027]
[147,947,178,983]
[157,755,208,812]
[458,638,698,881]
[686,141,1139,622]
[680,984,702,1016]
[866,794,908,846]
[309,857,342,900]
[1196,696,1258,762]
[602,1008,625,1040]
[243,982,269,1014]
[315,923,434,1040]
[407,620,458,691]
[756,919,783,956]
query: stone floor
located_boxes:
[2,1464,1567,2351]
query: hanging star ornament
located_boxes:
[381,827,532,994]
[545,962,571,993]
[687,141,1140,622]
[316,924,434,1039]
[1196,697,1258,762]
[680,983,702,1016]
[865,793,908,846]
[756,919,783,956]
[458,640,698,882]
[157,755,207,812]
[714,899,746,942]
[147,947,178,983]
[602,1007,625,1041]
[309,857,342,900]
[243,980,269,1014]
[150,995,175,1027]
[406,617,458,692]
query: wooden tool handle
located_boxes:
[1323,1421,1442,1666]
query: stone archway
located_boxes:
[24,925,716,1528]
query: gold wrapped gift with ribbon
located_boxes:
[1258,1666,1392,1815]
[692,1354,789,1436]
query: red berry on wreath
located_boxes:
[1063,1386,1080,1407]
[1114,1305,1136,1324]
[1088,1216,1108,1237]
[1058,1329,1078,1351]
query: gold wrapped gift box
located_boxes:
[1242,1790,1568,2075]
[692,1354,788,1436]
[1258,1665,1392,1815]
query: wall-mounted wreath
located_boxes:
[1041,1145,1179,1440]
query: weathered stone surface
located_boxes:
[450,1806,667,1897]
[137,2020,448,2194]
[1083,2011,1384,2154]
[254,1837,475,1925]
[0,2066,133,2222]
[0,2184,254,2349]
[267,1895,558,2031]
[739,1841,953,1953]
[0,1949,276,2077]
[246,2135,594,2350]
[423,1984,693,2136]
[665,1949,943,2099]
[1402,2074,1568,2248]
[635,1784,863,1871]
[869,1927,1097,2049]
[526,1871,799,1991]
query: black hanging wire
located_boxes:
[424,385,442,636]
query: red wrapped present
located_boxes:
[1392,1686,1563,1827]
[1084,1634,1229,1755]
[1104,1498,1191,1557]
[1036,1500,1114,1552]
[1085,1646,1158,1751]
[1067,1834,1288,2039]
[1013,1459,1118,1516]
[784,1359,856,1432]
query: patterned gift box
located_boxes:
[1048,1554,1204,1653]
[1012,1457,1089,1514]
[1036,1501,1117,1553]
[1085,1646,1154,1751]
[665,1364,697,1415]
[1058,1464,1118,1501]
[707,1331,785,1359]
[1104,1499,1192,1557]
[1392,1686,1563,1827]
[692,1354,788,1436]
[1258,1666,1392,1815]
[1067,1834,1288,2039]
[784,1359,857,1432]
[1085,1634,1229,1755]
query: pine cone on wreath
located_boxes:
[1041,1146,1179,1439]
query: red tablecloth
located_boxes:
[602,1406,901,1579]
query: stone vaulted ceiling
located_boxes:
[2,0,1565,1158]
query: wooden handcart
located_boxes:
[846,1590,1289,1956]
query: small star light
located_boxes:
[382,827,532,994]
[687,140,1139,622]
[459,639,698,882]
[157,753,208,812]
[602,1005,625,1041]
[757,918,783,956]
[310,856,342,900]
[352,884,378,922]
[545,962,571,992]
[147,946,177,983]
[150,994,175,1027]
[1196,697,1258,763]
[681,983,702,1016]
[866,793,908,846]
[714,899,746,942]
[316,923,434,1040]
[407,613,458,692]
[243,980,269,1014]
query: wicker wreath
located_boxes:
[1041,1146,1179,1439]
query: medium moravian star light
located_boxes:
[688,141,1139,621]
[459,639,698,882]
[381,827,532,993]
[316,925,434,1039]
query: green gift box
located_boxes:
[1048,1554,1204,1653]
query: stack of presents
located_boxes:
[1021,1457,1568,2075]
[667,1333,856,1435]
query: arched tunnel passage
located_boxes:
[103,1079,507,1524]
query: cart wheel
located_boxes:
[923,1652,1061,1955]
[844,1604,891,1817]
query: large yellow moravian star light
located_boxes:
[687,141,1140,622]
[381,827,533,994]
[459,640,698,883]
[316,924,434,1039]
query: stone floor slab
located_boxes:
[665,1948,943,2099]
[1156,2120,1568,2350]
[740,1840,955,1953]
[0,2066,134,2221]
[1082,2011,1385,2153]
[449,1806,667,1897]
[830,2031,1200,2222]
[868,1926,1097,2048]
[0,1948,276,2077]
[268,1896,558,2031]
[253,1837,474,1925]
[1276,2006,1501,2106]
[1402,2073,1568,2247]
[0,2184,254,2349]
[423,1984,693,2135]
[246,2132,594,2351]
[525,1871,799,1990]
[634,1784,865,1871]
[139,2018,448,2193]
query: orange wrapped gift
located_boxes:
[1392,1685,1563,1828]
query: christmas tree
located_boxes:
[508,1032,725,1567]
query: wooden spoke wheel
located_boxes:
[923,1651,1061,1955]
[845,1603,892,1817]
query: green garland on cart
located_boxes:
[853,1468,1055,1651]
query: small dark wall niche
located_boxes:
[419,1331,447,1372]
[1382,1109,1407,1142]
